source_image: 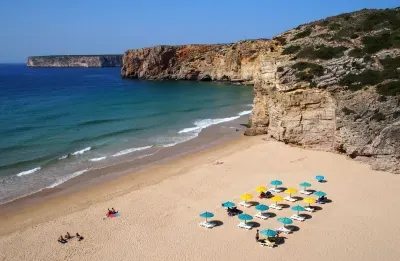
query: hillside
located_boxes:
[121,7,400,173]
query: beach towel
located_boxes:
[106,212,120,218]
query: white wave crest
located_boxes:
[16,167,41,177]
[237,110,252,116]
[178,116,240,135]
[58,155,68,160]
[247,104,254,107]
[112,146,152,157]
[89,156,107,162]
[72,147,91,156]
[47,169,89,188]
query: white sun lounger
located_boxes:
[255,212,269,220]
[276,226,292,234]
[268,188,283,193]
[199,221,216,228]
[239,201,252,208]
[237,222,252,230]
[304,206,315,212]
[291,214,305,222]
[299,190,312,195]
[284,196,297,202]
[269,204,283,210]
[260,240,276,248]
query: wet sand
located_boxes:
[0,136,399,261]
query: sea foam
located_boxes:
[112,146,153,157]
[72,147,91,155]
[47,169,89,188]
[16,167,41,177]
[89,156,107,162]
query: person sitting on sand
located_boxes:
[65,232,72,239]
[76,233,84,241]
[112,208,118,214]
[58,235,67,244]
[259,192,266,199]
[108,208,113,215]
[265,191,273,198]
[255,229,260,242]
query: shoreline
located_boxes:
[1,136,399,260]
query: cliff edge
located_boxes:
[121,7,400,173]
[27,55,123,67]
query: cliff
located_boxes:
[121,7,400,173]
[27,55,123,67]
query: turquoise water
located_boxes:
[0,64,253,204]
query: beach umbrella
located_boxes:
[285,188,298,198]
[303,198,316,207]
[255,186,267,193]
[200,211,214,222]
[299,182,311,190]
[270,195,283,205]
[277,217,293,227]
[222,201,235,208]
[291,205,305,215]
[255,204,269,212]
[316,175,325,182]
[314,191,327,198]
[260,229,277,238]
[238,213,253,224]
[240,193,253,202]
[270,180,283,189]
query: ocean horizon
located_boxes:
[0,64,253,204]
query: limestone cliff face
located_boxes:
[121,7,400,173]
[121,40,280,84]
[27,55,123,67]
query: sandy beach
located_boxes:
[1,135,399,261]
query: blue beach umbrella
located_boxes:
[238,213,253,224]
[270,180,283,189]
[255,204,269,212]
[200,211,214,222]
[260,229,277,238]
[277,217,293,227]
[291,205,306,215]
[316,175,325,182]
[300,182,311,190]
[314,191,327,197]
[222,201,235,208]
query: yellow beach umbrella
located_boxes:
[303,197,316,206]
[255,186,267,193]
[240,193,253,202]
[270,195,283,205]
[285,188,298,197]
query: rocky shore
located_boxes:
[121,7,400,173]
[27,55,123,67]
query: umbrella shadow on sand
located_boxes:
[248,201,259,207]
[299,213,312,220]
[280,204,291,209]
[293,196,304,201]
[287,225,300,232]
[247,221,261,228]
[265,212,277,218]
[210,220,224,227]
[312,206,323,211]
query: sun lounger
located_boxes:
[260,239,276,248]
[237,222,252,230]
[199,221,216,228]
[239,201,252,208]
[255,212,269,220]
[304,206,315,212]
[268,188,283,193]
[284,196,297,202]
[276,226,292,234]
[269,204,283,210]
[290,214,305,222]
[299,190,312,195]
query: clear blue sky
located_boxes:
[0,0,398,63]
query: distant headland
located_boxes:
[27,55,123,67]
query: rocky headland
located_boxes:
[27,55,123,67]
[121,7,400,173]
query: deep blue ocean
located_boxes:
[0,64,253,204]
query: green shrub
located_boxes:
[296,71,314,82]
[277,66,284,72]
[297,45,348,60]
[393,111,400,118]
[380,56,400,79]
[376,81,400,96]
[342,107,356,115]
[292,28,312,40]
[282,45,301,55]
[340,70,382,91]
[348,48,365,58]
[361,9,400,32]
[364,55,372,62]
[350,33,359,39]
[362,31,400,54]
[328,23,341,31]
[378,95,387,102]
[292,62,324,75]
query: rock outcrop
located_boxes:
[27,55,123,67]
[121,7,400,173]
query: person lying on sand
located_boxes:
[112,208,118,214]
[58,235,67,244]
[76,233,84,241]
